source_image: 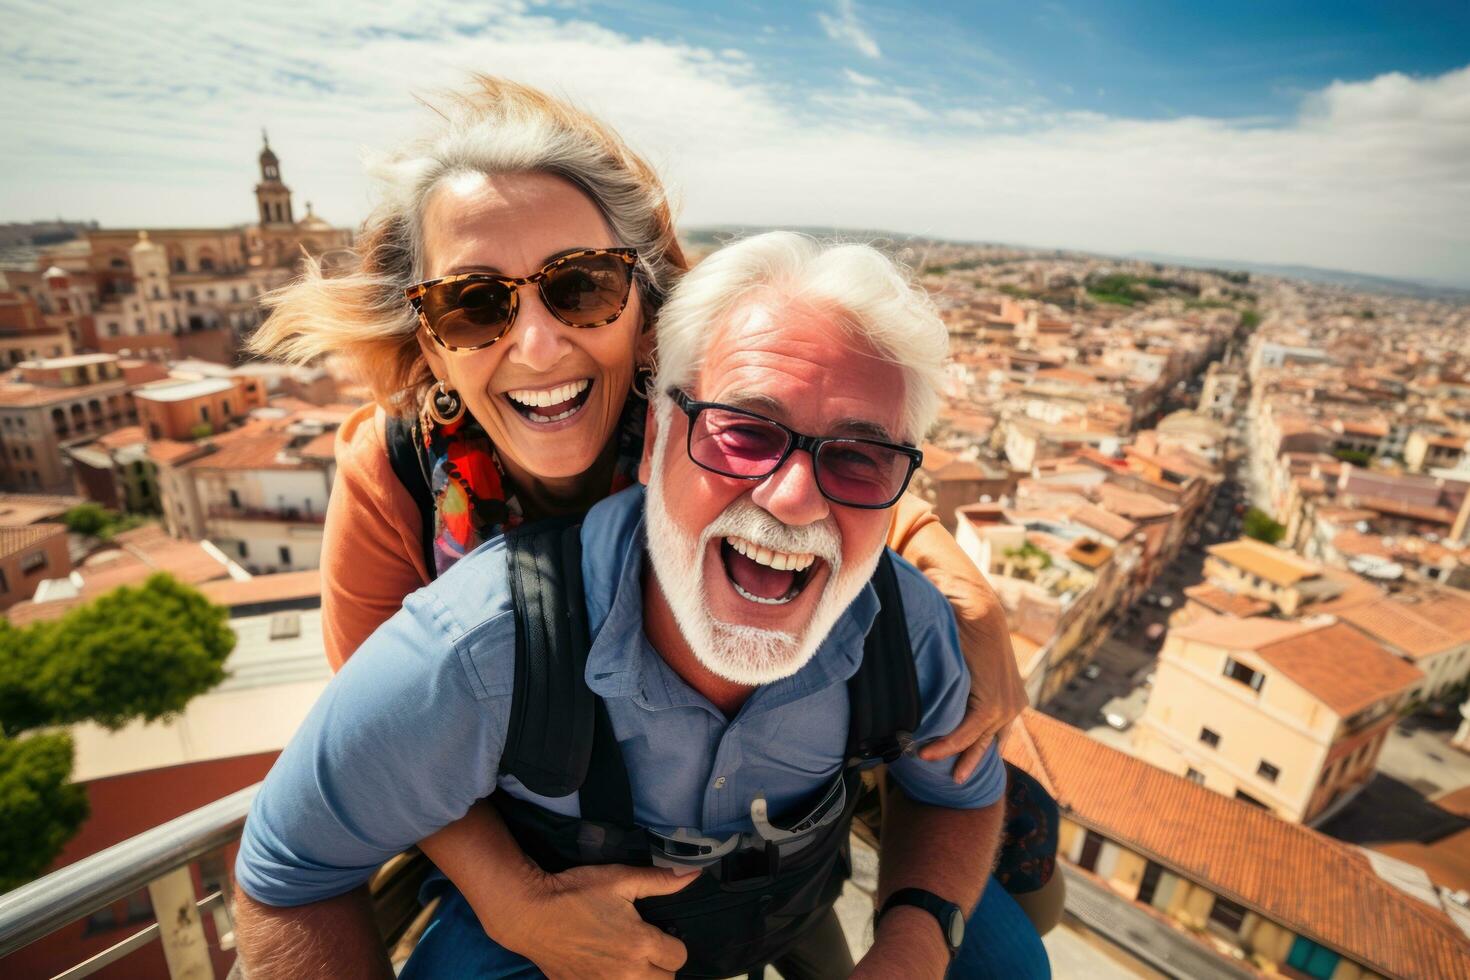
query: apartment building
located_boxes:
[133,376,265,441]
[1203,538,1345,615]
[153,412,340,574]
[0,353,141,492]
[1134,615,1422,823]
[1008,710,1470,980]
[1319,586,1470,702]
[0,523,71,610]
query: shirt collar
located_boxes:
[580,487,883,713]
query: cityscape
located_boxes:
[0,133,1466,977]
[2,3,1469,978]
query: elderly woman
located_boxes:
[250,77,1030,976]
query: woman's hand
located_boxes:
[494,863,697,979]
[888,494,1028,781]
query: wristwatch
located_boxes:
[877,888,965,958]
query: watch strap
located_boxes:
[878,887,963,957]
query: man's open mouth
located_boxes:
[504,378,592,424]
[719,535,822,605]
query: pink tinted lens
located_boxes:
[815,441,910,505]
[690,408,789,476]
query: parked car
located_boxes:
[1082,664,1103,681]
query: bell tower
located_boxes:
[255,130,294,227]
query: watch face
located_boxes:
[947,909,965,950]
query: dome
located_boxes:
[296,201,332,230]
[129,230,162,253]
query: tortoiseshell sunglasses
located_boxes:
[405,247,638,351]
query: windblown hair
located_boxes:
[653,232,949,442]
[248,76,687,409]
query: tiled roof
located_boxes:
[1206,538,1321,587]
[0,522,64,559]
[1329,597,1462,659]
[1182,584,1273,618]
[1170,612,1315,650]
[1094,483,1177,521]
[94,425,146,449]
[1254,621,1423,716]
[195,570,321,609]
[1003,710,1470,980]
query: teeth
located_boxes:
[732,581,796,605]
[725,536,816,572]
[506,378,589,408]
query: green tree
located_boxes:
[0,574,233,889]
[1242,507,1287,545]
[1240,309,1262,330]
[0,733,89,892]
[61,503,110,537]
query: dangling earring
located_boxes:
[426,379,465,426]
[631,364,655,400]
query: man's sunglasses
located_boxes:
[405,247,638,352]
[668,389,923,509]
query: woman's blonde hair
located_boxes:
[248,76,687,409]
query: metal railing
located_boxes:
[0,785,257,977]
[0,783,433,980]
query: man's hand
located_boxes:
[491,863,698,979]
[852,906,951,980]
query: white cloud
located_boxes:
[844,68,879,87]
[817,0,880,60]
[2,2,1467,285]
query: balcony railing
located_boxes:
[0,784,433,979]
[205,505,326,525]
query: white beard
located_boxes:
[643,404,882,686]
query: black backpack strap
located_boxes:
[501,518,598,799]
[846,551,920,765]
[384,412,438,578]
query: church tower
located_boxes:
[255,131,294,227]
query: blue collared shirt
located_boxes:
[236,486,1004,907]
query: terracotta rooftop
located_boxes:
[94,425,146,449]
[0,522,65,559]
[1182,584,1273,619]
[1327,596,1463,659]
[1094,483,1178,521]
[1253,621,1423,717]
[1206,538,1322,587]
[195,570,321,609]
[0,493,84,525]
[1003,710,1470,980]
[1170,612,1315,650]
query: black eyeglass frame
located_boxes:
[405,246,639,352]
[667,388,923,510]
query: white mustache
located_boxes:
[701,498,842,570]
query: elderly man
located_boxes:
[233,233,1026,979]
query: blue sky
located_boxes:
[2,0,1468,284]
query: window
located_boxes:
[200,406,210,423]
[1208,896,1248,933]
[1287,936,1341,980]
[222,400,231,417]
[228,489,240,509]
[20,550,46,574]
[1223,657,1264,692]
[1136,861,1166,906]
[1257,760,1280,783]
[1185,768,1205,785]
[0,568,8,592]
[238,541,249,558]
[199,256,215,271]
[1077,829,1105,872]
[1199,727,1220,748]
[278,545,291,566]
[1234,789,1269,809]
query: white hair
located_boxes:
[652,231,949,442]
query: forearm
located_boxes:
[866,792,1003,977]
[234,886,392,980]
[416,801,549,946]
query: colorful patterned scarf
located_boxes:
[417,393,646,578]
